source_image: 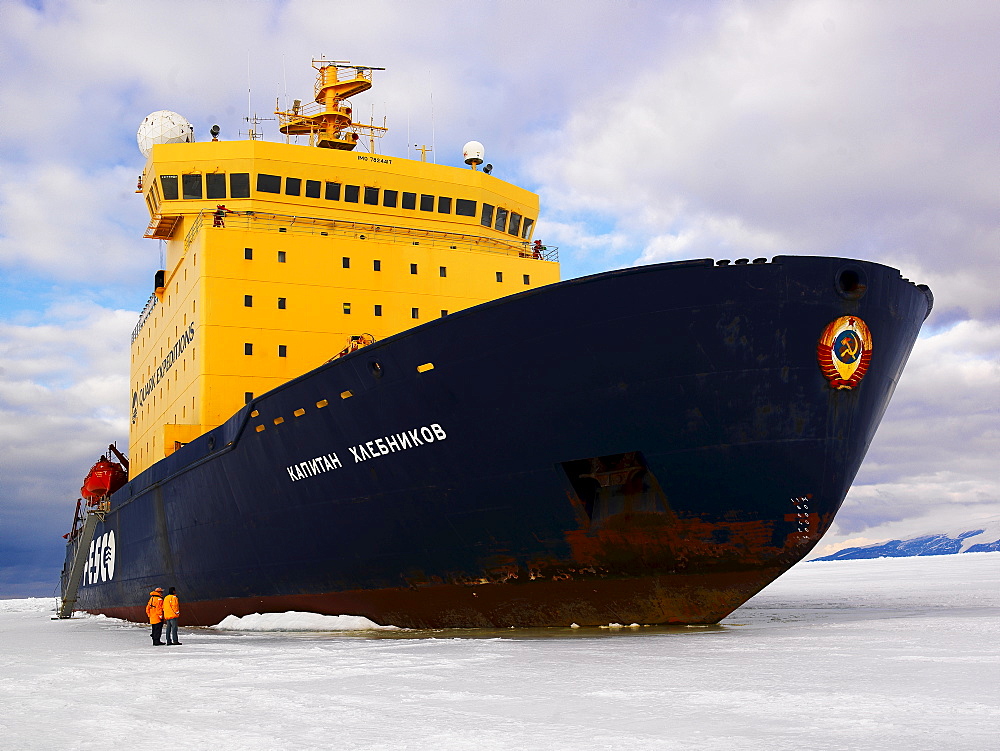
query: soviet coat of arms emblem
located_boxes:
[817,316,873,389]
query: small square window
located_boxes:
[496,272,503,282]
[244,248,253,259]
[410,263,418,274]
[343,257,350,269]
[244,392,253,404]
[456,198,476,217]
[364,186,379,205]
[305,180,321,198]
[402,192,416,210]
[523,274,530,285]
[343,303,351,314]
[244,343,253,355]
[411,308,420,319]
[383,190,398,208]
[325,182,341,200]
[440,310,448,317]
[277,251,286,263]
[439,266,447,277]
[373,259,381,271]
[244,294,253,307]
[437,196,452,213]
[374,304,382,316]
[278,297,286,309]
[419,194,434,212]
[278,345,287,357]
[344,185,360,202]
[481,203,494,227]
[285,177,302,196]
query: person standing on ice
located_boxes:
[163,587,181,645]
[145,587,165,646]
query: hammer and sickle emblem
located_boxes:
[838,334,860,360]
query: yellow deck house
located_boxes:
[130,61,559,475]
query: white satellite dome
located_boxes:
[137,110,195,158]
[463,140,484,166]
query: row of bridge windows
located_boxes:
[159,172,535,238]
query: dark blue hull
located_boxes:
[64,256,931,627]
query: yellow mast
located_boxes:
[275,60,388,150]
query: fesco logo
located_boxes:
[84,530,116,585]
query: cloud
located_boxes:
[530,0,1000,318]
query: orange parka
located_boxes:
[163,593,180,620]
[145,591,164,624]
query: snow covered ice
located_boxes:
[1,554,997,750]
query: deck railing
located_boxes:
[182,209,559,262]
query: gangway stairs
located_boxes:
[55,501,107,619]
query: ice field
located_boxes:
[1,553,997,750]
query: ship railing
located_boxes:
[183,208,559,262]
[131,292,159,343]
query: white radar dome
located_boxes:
[463,140,484,166]
[137,110,195,158]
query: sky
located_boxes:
[2,554,998,749]
[0,0,998,596]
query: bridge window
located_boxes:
[182,174,203,200]
[364,187,379,205]
[230,173,250,198]
[344,185,360,202]
[257,173,281,193]
[325,182,341,200]
[521,217,534,239]
[508,213,522,236]
[305,180,320,198]
[285,177,301,196]
[456,199,476,217]
[494,207,508,232]
[480,203,494,227]
[420,194,434,212]
[161,175,179,200]
[437,196,452,214]
[383,190,398,208]
[402,192,416,209]
[206,173,226,199]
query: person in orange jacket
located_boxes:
[163,587,182,645]
[145,587,165,646]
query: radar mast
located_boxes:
[275,60,387,150]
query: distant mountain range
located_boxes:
[812,523,1000,561]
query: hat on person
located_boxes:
[154,587,164,592]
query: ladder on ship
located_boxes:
[55,502,107,619]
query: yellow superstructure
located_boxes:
[129,65,559,476]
